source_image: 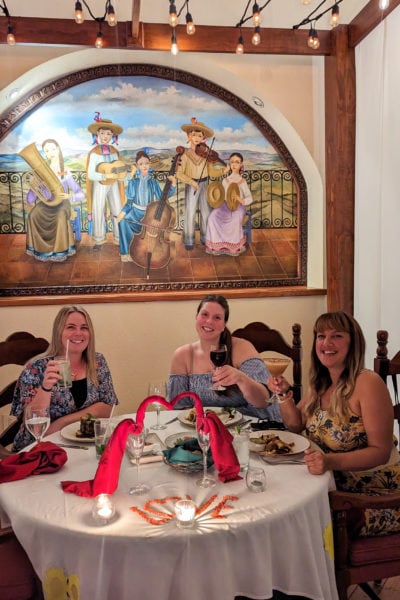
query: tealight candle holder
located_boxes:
[92,493,116,525]
[174,499,196,528]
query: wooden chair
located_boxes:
[374,329,400,431]
[0,331,49,449]
[232,321,302,403]
[328,329,400,600]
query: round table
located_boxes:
[0,410,338,600]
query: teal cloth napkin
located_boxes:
[163,438,213,466]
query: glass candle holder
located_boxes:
[246,467,267,493]
[174,499,196,528]
[92,493,116,524]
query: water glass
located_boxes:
[246,467,267,493]
[232,430,249,472]
[55,356,72,389]
[94,420,111,459]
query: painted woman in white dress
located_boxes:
[205,152,253,256]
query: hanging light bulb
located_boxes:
[252,3,261,27]
[236,35,244,55]
[171,29,179,55]
[106,3,117,27]
[6,24,15,45]
[379,0,389,8]
[95,29,103,48]
[307,27,320,50]
[302,0,312,4]
[330,4,339,27]
[74,0,84,24]
[169,1,178,27]
[185,12,195,35]
[252,26,261,46]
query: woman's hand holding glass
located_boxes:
[209,344,228,391]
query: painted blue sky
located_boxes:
[0,76,280,161]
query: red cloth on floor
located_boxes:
[0,441,67,483]
[171,392,241,482]
[61,396,172,498]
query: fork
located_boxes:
[262,456,305,465]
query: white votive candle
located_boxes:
[92,493,116,524]
[174,499,196,528]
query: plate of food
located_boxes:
[248,430,310,456]
[61,419,96,443]
[164,432,197,449]
[177,407,242,428]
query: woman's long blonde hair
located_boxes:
[46,305,98,386]
[303,311,365,419]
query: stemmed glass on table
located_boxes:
[24,406,50,445]
[263,357,291,404]
[196,426,216,488]
[209,344,228,391]
[148,381,167,431]
[126,431,150,495]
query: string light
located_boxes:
[95,28,103,48]
[0,0,16,45]
[236,34,244,55]
[379,0,389,9]
[302,0,312,5]
[252,26,261,45]
[252,2,261,26]
[169,1,178,27]
[186,11,195,35]
[330,3,339,27]
[74,1,84,24]
[307,27,320,50]
[171,29,179,55]
[106,2,117,27]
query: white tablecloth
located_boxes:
[0,411,338,600]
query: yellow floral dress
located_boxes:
[305,404,400,536]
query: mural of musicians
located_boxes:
[86,114,126,250]
[176,117,225,250]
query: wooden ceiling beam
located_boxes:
[349,0,400,47]
[0,16,331,55]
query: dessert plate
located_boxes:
[61,422,94,443]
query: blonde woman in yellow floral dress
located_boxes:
[270,310,400,536]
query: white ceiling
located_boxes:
[7,0,371,31]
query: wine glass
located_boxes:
[264,357,291,404]
[196,426,216,488]
[24,406,50,445]
[126,431,150,495]
[209,344,228,391]
[148,381,167,430]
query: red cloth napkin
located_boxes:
[172,392,241,483]
[61,396,172,498]
[0,441,67,483]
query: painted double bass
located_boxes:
[130,146,184,278]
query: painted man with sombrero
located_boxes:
[176,117,225,250]
[86,114,126,249]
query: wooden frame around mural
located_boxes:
[0,63,307,303]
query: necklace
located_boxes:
[70,362,85,381]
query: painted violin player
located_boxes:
[176,117,225,250]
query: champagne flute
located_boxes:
[126,431,150,495]
[196,426,216,488]
[148,381,167,430]
[25,406,50,445]
[264,357,291,404]
[210,343,228,391]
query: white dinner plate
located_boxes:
[249,430,310,456]
[60,422,95,443]
[178,407,242,428]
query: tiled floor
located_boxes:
[0,228,299,292]
[348,578,400,599]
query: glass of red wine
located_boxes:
[210,344,228,391]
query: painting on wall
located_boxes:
[0,64,307,300]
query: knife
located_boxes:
[165,416,179,425]
[57,442,89,450]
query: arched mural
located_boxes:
[0,64,307,298]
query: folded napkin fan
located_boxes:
[0,441,67,483]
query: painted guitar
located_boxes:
[130,147,184,278]
[96,160,129,185]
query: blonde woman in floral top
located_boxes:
[270,310,400,536]
[11,305,118,451]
